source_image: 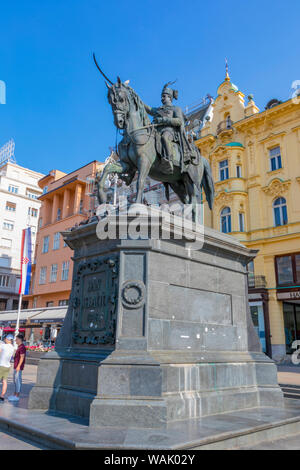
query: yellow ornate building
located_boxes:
[193,69,300,361]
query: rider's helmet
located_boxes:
[161,81,178,101]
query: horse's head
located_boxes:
[106,77,129,129]
[93,54,150,131]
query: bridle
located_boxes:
[111,88,157,147]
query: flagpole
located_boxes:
[16,226,32,343]
[15,292,22,340]
[16,227,25,343]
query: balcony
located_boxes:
[248,275,267,289]
[216,119,233,137]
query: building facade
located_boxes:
[191,70,300,361]
[102,74,300,362]
[24,160,103,309]
[0,161,44,310]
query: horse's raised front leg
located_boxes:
[96,162,128,205]
[135,156,151,204]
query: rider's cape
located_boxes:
[153,104,199,170]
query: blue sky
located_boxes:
[0,0,299,175]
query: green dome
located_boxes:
[225,142,244,148]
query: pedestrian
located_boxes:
[0,334,15,401]
[8,334,26,402]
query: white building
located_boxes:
[0,161,44,310]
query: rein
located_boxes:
[125,123,160,147]
[128,123,161,133]
[117,89,159,147]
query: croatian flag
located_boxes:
[19,227,32,295]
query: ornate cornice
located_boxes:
[259,131,286,144]
[195,134,215,147]
[262,178,291,197]
[234,99,299,131]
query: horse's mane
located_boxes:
[126,85,151,127]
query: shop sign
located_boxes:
[277,290,300,300]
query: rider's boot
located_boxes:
[160,157,173,175]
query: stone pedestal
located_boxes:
[29,208,283,427]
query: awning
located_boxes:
[28,307,67,324]
[0,310,42,325]
[0,306,68,325]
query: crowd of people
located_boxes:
[0,334,26,402]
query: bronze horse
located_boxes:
[94,56,214,222]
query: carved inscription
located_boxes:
[72,256,118,346]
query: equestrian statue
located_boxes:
[93,54,214,222]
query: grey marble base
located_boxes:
[29,209,284,427]
[2,400,300,450]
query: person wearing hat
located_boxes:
[0,334,14,401]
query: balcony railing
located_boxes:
[248,275,267,289]
[216,119,233,135]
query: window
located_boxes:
[0,275,9,288]
[269,146,282,171]
[276,253,300,286]
[28,208,38,217]
[239,212,245,232]
[226,115,231,128]
[8,185,18,194]
[247,261,255,286]
[296,255,300,283]
[57,208,62,221]
[42,236,49,253]
[27,191,39,199]
[250,303,267,353]
[38,218,43,229]
[283,303,300,354]
[50,264,58,283]
[43,186,48,194]
[79,199,84,214]
[276,256,293,285]
[236,165,242,178]
[220,207,231,233]
[59,299,69,306]
[64,229,71,247]
[3,221,14,231]
[53,232,60,250]
[61,261,70,281]
[273,197,288,226]
[219,160,229,181]
[46,301,54,307]
[5,202,16,212]
[39,267,47,284]
[0,256,11,267]
[1,238,12,248]
[248,261,254,276]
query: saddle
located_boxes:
[155,131,199,172]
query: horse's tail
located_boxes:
[202,157,214,210]
[186,156,214,209]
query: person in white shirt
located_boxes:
[0,334,14,401]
